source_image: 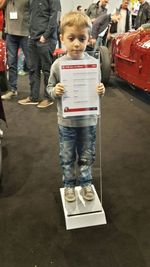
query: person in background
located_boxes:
[90,12,120,49]
[18,0,61,108]
[110,0,132,34]
[1,0,30,100]
[46,11,105,202]
[134,0,150,29]
[86,0,109,22]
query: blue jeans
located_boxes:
[59,125,96,187]
[28,38,54,101]
[17,49,25,72]
[6,34,29,91]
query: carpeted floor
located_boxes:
[0,74,149,267]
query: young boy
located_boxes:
[47,11,105,202]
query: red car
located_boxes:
[112,27,150,92]
[0,38,6,72]
[0,38,7,91]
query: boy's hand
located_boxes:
[96,83,105,96]
[55,83,64,96]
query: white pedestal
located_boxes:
[60,185,107,230]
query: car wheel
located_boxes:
[99,46,111,85]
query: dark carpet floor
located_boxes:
[0,74,150,267]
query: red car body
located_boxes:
[0,38,6,72]
[112,28,150,92]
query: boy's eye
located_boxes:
[68,37,74,41]
[79,37,86,42]
[67,36,87,42]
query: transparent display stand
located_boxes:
[59,53,107,230]
[60,185,106,230]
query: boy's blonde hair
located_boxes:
[60,11,92,35]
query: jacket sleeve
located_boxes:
[147,3,150,23]
[86,4,92,17]
[43,0,61,40]
[92,14,111,39]
[92,18,100,39]
[47,59,60,100]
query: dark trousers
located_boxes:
[6,34,29,91]
[28,38,54,101]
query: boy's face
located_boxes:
[60,26,90,59]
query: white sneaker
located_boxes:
[18,97,39,105]
[64,187,76,202]
[18,70,27,76]
[37,99,53,108]
[81,184,95,201]
[1,91,17,100]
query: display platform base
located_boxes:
[60,185,107,230]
